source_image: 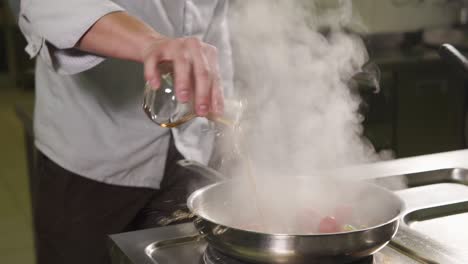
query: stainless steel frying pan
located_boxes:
[179,160,404,264]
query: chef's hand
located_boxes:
[77,11,223,117]
[142,37,224,117]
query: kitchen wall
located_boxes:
[0,1,36,264]
[351,0,460,33]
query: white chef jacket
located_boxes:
[18,0,233,189]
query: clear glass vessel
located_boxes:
[143,72,243,128]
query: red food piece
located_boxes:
[318,216,339,233]
[334,205,354,225]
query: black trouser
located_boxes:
[34,139,195,264]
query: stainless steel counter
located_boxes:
[109,150,468,264]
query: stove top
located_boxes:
[202,246,245,264]
[202,246,376,264]
[136,225,416,264]
[110,223,427,264]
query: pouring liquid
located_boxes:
[159,113,198,128]
[158,114,234,128]
[230,122,271,233]
[244,154,269,232]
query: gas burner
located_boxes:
[202,246,376,264]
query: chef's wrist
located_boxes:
[139,35,170,63]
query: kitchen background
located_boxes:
[0,0,467,263]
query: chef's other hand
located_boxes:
[142,37,224,117]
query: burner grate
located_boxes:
[202,246,376,264]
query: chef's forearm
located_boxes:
[77,11,164,63]
[76,10,224,116]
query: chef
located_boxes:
[18,0,233,263]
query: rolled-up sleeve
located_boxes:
[19,0,124,74]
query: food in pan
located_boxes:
[318,216,340,233]
[306,205,362,234]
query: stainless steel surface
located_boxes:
[397,183,468,260]
[187,181,403,264]
[407,203,468,250]
[180,159,404,262]
[110,150,468,264]
[373,168,468,191]
[110,223,421,264]
[389,183,468,264]
[110,224,201,264]
[148,230,420,264]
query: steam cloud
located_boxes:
[213,0,395,233]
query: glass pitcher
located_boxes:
[142,70,244,128]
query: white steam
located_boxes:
[228,0,378,176]
[213,0,393,233]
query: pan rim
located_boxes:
[187,181,405,237]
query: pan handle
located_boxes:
[439,44,468,76]
[177,159,227,182]
[350,61,381,94]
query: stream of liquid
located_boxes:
[159,113,198,128]
[157,113,269,232]
[230,122,270,232]
[159,114,234,129]
[244,154,269,232]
